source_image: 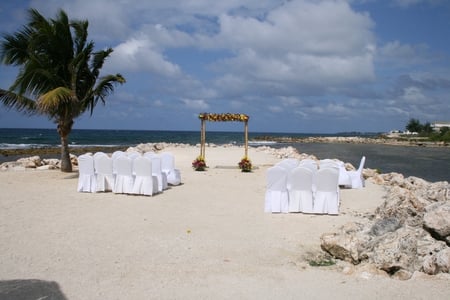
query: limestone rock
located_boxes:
[423,202,450,243]
[17,156,41,168]
[320,222,366,264]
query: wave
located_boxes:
[0,143,121,150]
[248,140,278,146]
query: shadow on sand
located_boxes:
[0,279,67,300]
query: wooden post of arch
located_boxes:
[200,118,206,158]
[244,119,248,158]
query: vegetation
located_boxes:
[0,9,125,172]
[405,118,450,142]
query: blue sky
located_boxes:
[1,0,449,133]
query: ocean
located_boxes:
[1,128,449,182]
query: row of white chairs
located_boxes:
[77,151,181,196]
[265,164,341,214]
[274,157,366,189]
[264,157,366,214]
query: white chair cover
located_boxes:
[113,156,134,194]
[276,158,299,170]
[298,160,318,173]
[132,156,158,196]
[77,154,97,193]
[150,156,168,192]
[313,168,340,215]
[127,151,141,160]
[111,150,125,160]
[347,156,366,189]
[93,151,108,159]
[264,166,289,213]
[160,152,181,186]
[287,167,314,213]
[94,154,114,192]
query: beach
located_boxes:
[1,144,449,299]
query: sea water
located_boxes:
[0,128,448,182]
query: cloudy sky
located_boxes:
[1,0,449,133]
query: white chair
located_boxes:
[127,151,141,160]
[264,166,289,213]
[276,158,299,170]
[347,156,366,189]
[160,152,181,186]
[111,150,125,160]
[94,154,114,192]
[93,151,108,159]
[132,156,158,196]
[313,167,340,215]
[287,167,314,213]
[113,156,134,194]
[149,155,168,192]
[77,154,97,193]
[298,160,318,173]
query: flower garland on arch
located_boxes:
[198,113,249,122]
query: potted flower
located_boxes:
[192,156,207,171]
[238,156,252,172]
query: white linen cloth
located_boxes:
[287,166,314,213]
[160,152,181,186]
[94,154,114,192]
[77,154,97,193]
[113,156,134,194]
[313,167,340,215]
[132,156,158,196]
[347,156,366,189]
[264,166,289,213]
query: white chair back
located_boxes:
[287,167,314,213]
[276,158,299,170]
[264,166,289,213]
[113,156,134,194]
[77,154,96,193]
[150,156,168,192]
[313,167,339,215]
[112,150,125,160]
[94,155,114,192]
[132,156,158,196]
[348,156,366,189]
[160,152,181,186]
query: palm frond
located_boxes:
[0,89,37,114]
[37,87,73,112]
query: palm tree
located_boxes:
[0,8,125,172]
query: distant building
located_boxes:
[431,121,450,131]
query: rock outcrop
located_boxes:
[321,174,450,279]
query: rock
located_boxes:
[17,156,42,168]
[370,226,419,277]
[321,174,450,279]
[422,247,450,275]
[320,222,366,264]
[423,202,450,243]
[36,165,57,170]
[369,217,402,236]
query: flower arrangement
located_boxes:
[192,156,207,171]
[238,156,252,172]
[199,113,249,122]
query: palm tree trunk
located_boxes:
[58,120,73,172]
[60,133,72,172]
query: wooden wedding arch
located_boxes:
[198,113,249,160]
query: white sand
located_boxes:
[1,145,449,299]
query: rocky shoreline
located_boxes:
[252,135,449,147]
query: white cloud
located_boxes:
[109,36,182,76]
[181,99,210,110]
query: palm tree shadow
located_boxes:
[0,279,67,300]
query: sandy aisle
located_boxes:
[1,145,449,299]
